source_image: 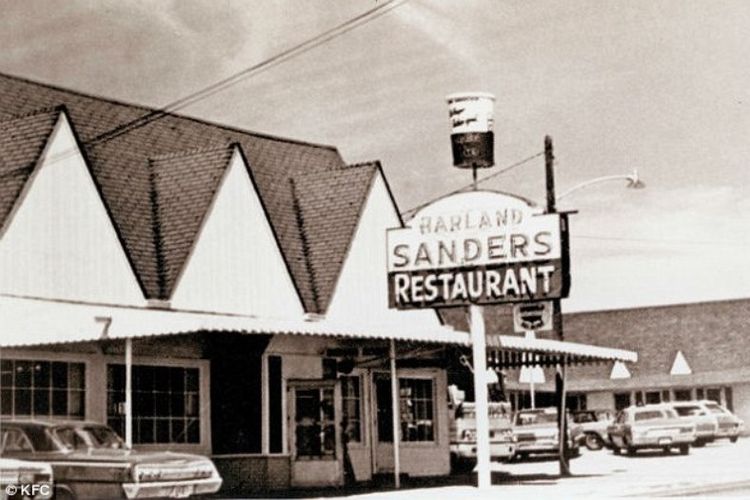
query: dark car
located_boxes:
[570,409,615,450]
[0,420,222,499]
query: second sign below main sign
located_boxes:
[387,190,569,309]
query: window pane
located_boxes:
[15,362,31,388]
[33,389,50,415]
[52,363,68,389]
[52,390,68,415]
[14,389,31,415]
[32,362,51,388]
[1,360,12,387]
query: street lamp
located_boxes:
[556,169,645,202]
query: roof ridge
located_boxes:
[0,72,339,151]
[345,160,382,169]
[148,143,235,161]
[0,105,64,125]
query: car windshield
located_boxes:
[53,425,126,450]
[572,412,595,423]
[705,403,728,415]
[515,412,558,426]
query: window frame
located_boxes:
[340,374,364,445]
[374,372,438,446]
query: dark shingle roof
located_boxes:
[440,298,750,378]
[0,72,368,312]
[0,107,60,230]
[149,145,235,297]
[291,163,379,312]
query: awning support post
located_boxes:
[556,355,570,477]
[470,304,492,489]
[389,339,401,489]
[125,337,133,449]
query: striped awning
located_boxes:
[0,294,470,348]
[486,334,637,367]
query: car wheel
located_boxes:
[730,436,738,443]
[626,446,636,456]
[661,446,671,455]
[679,444,690,455]
[693,439,705,447]
[585,433,604,451]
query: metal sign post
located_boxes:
[469,304,492,488]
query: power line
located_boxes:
[573,234,748,247]
[87,0,409,147]
[399,151,544,217]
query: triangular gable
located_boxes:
[325,169,443,328]
[0,111,145,305]
[670,350,692,375]
[610,361,631,379]
[169,147,305,316]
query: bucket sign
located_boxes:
[387,190,568,309]
[446,92,495,169]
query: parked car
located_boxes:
[700,400,744,442]
[0,420,222,499]
[607,404,696,455]
[668,401,719,446]
[570,409,615,450]
[511,408,581,461]
[0,458,53,499]
[449,402,516,470]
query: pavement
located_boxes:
[311,437,750,499]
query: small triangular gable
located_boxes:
[170,148,305,317]
[610,361,631,379]
[0,112,144,305]
[326,171,442,329]
[670,350,692,375]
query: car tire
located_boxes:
[693,439,705,447]
[584,433,604,451]
[661,446,671,455]
[730,436,738,443]
[679,444,690,455]
[626,446,636,456]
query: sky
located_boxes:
[1,0,748,312]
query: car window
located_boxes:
[634,410,665,421]
[1,428,34,452]
[7,426,59,452]
[515,412,557,426]
[573,413,595,423]
[705,403,727,415]
[674,406,701,417]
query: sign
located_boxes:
[387,190,568,309]
[513,301,553,332]
[446,92,495,169]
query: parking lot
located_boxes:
[343,437,750,499]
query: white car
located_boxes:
[700,400,744,442]
[608,404,696,455]
[668,401,719,446]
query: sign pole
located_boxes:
[125,337,133,449]
[470,304,492,489]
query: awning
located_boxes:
[0,295,470,348]
[485,334,637,367]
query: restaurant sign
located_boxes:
[387,190,567,309]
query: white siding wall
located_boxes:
[325,173,442,329]
[587,391,614,410]
[0,114,144,305]
[170,150,305,317]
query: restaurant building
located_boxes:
[452,300,750,430]
[0,73,464,493]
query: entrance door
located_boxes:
[288,380,342,487]
[372,374,396,473]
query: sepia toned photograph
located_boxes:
[0,1,748,498]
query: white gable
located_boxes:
[0,113,144,305]
[170,149,304,317]
[326,172,442,329]
[670,350,692,375]
[610,361,631,379]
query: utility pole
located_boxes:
[544,135,571,477]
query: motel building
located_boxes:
[0,73,635,494]
[445,301,750,431]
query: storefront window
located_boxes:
[376,376,435,443]
[0,360,85,419]
[107,365,201,444]
[341,375,362,443]
[673,389,692,401]
[294,387,336,459]
[613,392,631,411]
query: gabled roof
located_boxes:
[149,145,235,297]
[0,107,60,230]
[0,72,370,312]
[291,163,379,312]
